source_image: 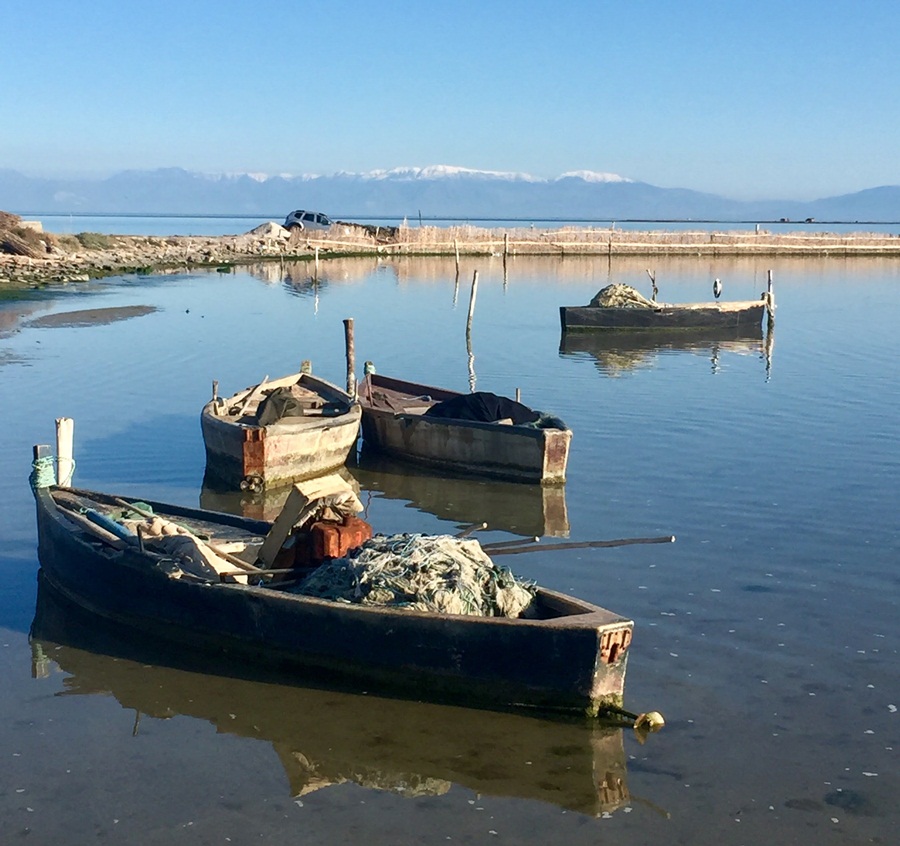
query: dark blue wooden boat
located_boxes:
[30,447,634,717]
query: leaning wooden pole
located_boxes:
[466,270,479,338]
[343,317,356,399]
[488,535,676,556]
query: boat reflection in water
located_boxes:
[30,577,628,816]
[348,445,570,538]
[199,466,361,523]
[560,325,774,378]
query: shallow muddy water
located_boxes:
[1,252,897,844]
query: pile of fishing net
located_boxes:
[590,283,659,309]
[293,533,537,618]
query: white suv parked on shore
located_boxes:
[283,210,333,231]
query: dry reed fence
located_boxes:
[298,224,900,258]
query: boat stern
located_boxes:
[586,623,633,715]
[541,427,572,485]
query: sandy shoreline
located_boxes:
[3,222,900,290]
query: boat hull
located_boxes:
[201,373,361,490]
[559,300,768,332]
[33,485,631,716]
[359,374,571,485]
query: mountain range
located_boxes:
[2,165,899,223]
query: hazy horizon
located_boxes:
[3,1,898,202]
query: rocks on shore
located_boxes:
[0,211,309,288]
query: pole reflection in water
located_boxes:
[764,321,775,381]
[466,270,479,392]
[30,577,632,817]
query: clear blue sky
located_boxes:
[3,0,898,200]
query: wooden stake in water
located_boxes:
[343,317,356,399]
[55,417,74,486]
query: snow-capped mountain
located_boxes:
[1,166,898,221]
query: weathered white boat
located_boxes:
[358,372,572,485]
[201,370,361,491]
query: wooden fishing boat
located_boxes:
[560,283,773,332]
[358,372,572,484]
[200,370,361,492]
[30,576,632,815]
[30,452,633,718]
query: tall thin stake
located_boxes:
[343,317,356,399]
[466,271,479,392]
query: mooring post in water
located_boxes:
[504,232,509,257]
[454,238,460,278]
[515,387,521,403]
[343,317,356,399]
[766,269,776,322]
[55,417,74,486]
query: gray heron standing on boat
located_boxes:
[713,277,723,299]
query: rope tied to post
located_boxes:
[30,455,64,490]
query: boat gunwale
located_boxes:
[200,400,362,432]
[203,370,361,428]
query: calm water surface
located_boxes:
[1,253,897,844]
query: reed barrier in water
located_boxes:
[291,224,900,258]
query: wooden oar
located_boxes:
[488,535,675,555]
[480,536,540,550]
[233,375,269,415]
[54,504,129,550]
